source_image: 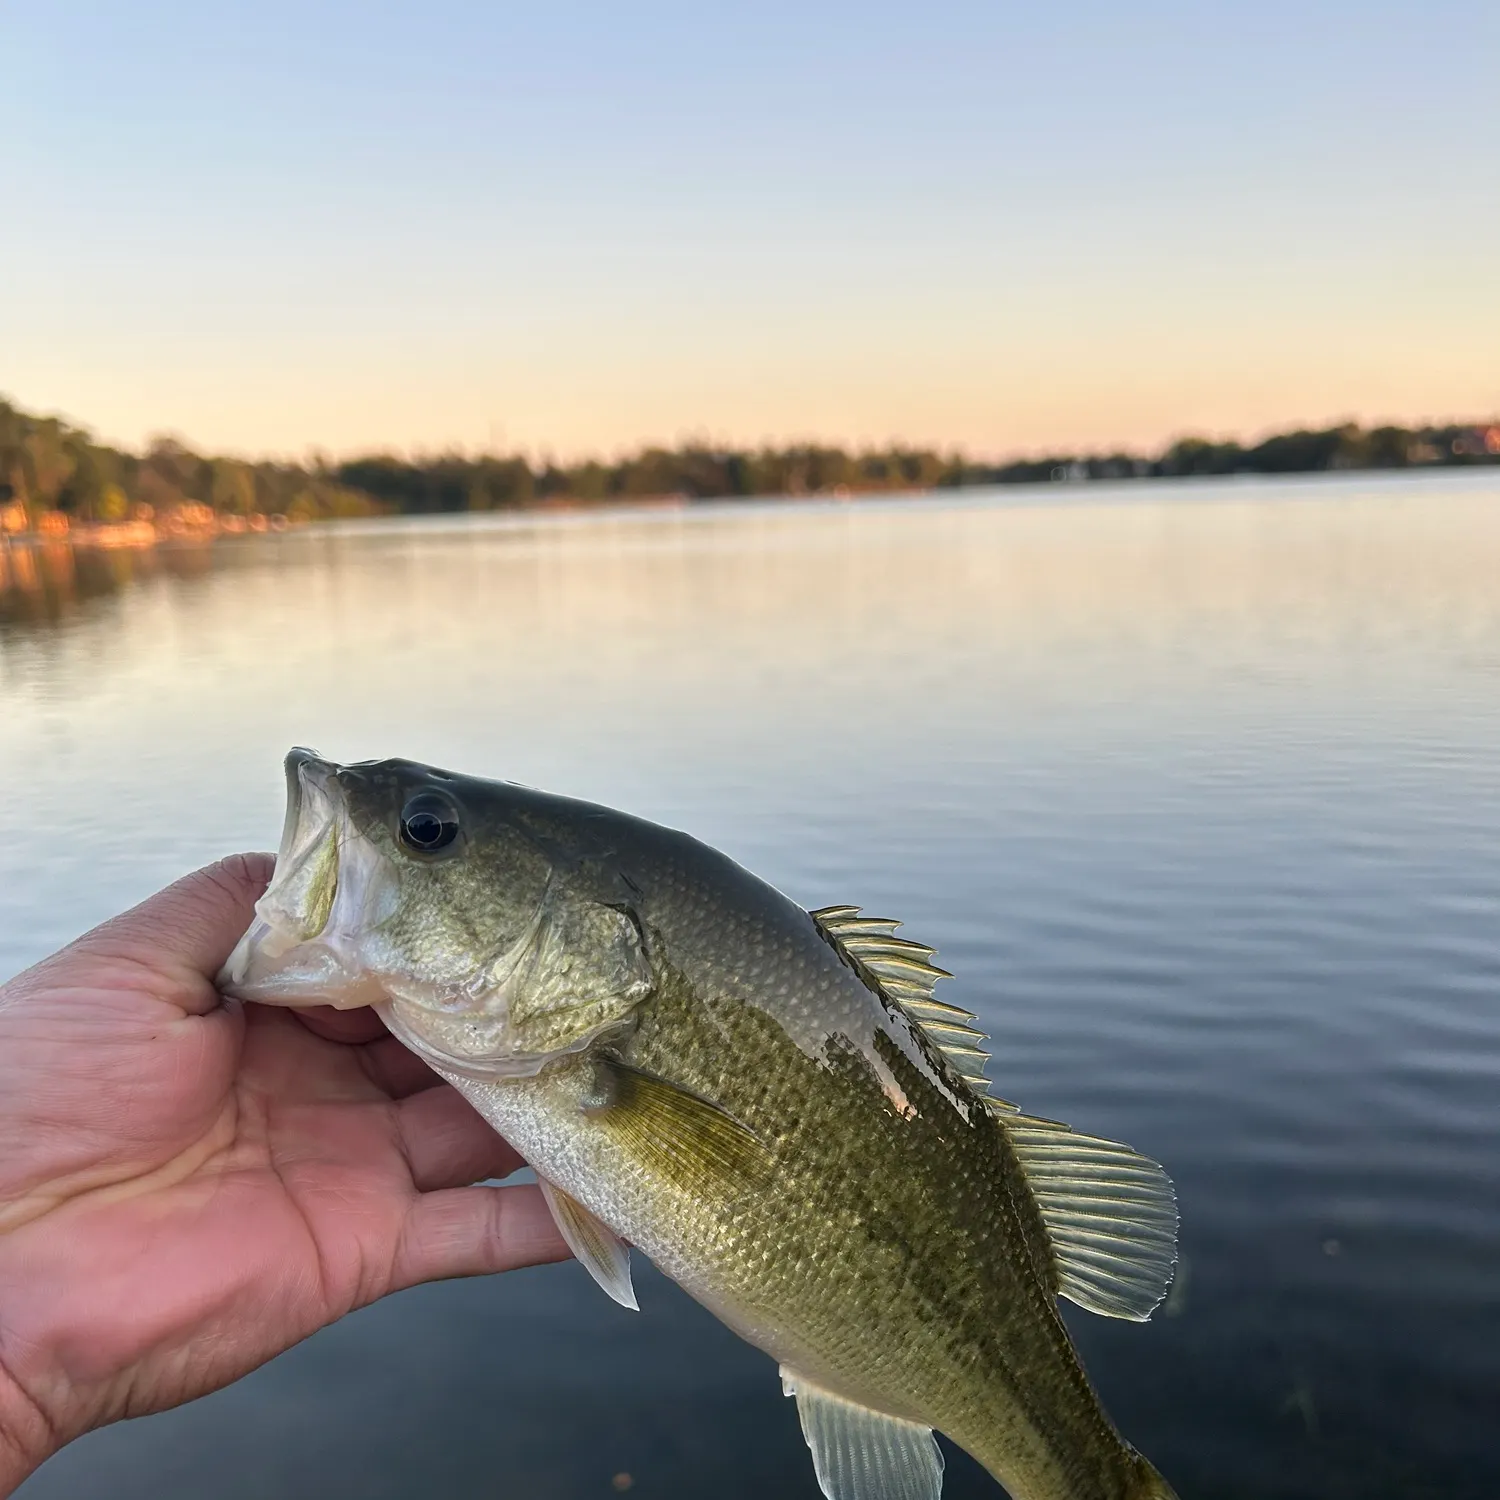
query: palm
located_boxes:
[0,857,565,1463]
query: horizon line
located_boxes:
[6,390,1500,470]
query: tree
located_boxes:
[210,460,257,516]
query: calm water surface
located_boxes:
[3,474,1498,1499]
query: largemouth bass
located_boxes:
[220,749,1179,1500]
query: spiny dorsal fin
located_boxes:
[1000,1112,1178,1321]
[811,910,1176,1321]
[810,904,1000,1100]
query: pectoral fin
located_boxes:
[586,1057,774,1198]
[781,1368,944,1500]
[538,1177,638,1311]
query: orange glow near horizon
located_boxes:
[4,2,1495,464]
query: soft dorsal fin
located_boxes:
[999,1112,1178,1321]
[781,1367,945,1500]
[811,905,1006,1102]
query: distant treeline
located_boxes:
[2,393,1497,528]
[0,397,379,528]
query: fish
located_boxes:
[220,748,1180,1500]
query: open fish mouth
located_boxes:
[217,747,393,1008]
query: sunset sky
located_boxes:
[4,0,1496,461]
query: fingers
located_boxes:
[67,853,275,1013]
[293,1010,443,1100]
[388,1182,571,1292]
[394,1085,526,1191]
[296,1005,387,1046]
[359,1035,445,1099]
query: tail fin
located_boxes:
[1127,1450,1179,1499]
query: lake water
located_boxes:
[3,473,1498,1500]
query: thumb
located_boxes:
[60,854,274,1012]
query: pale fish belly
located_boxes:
[443,1067,733,1286]
[441,1065,846,1384]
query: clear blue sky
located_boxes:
[3,0,1496,459]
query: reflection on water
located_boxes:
[4,472,1500,1500]
[0,537,224,628]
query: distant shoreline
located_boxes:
[5,464,1498,629]
[3,392,1498,550]
[3,462,1497,575]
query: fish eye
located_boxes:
[398,791,461,854]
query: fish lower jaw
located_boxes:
[250,915,302,963]
[215,919,389,1009]
[378,996,639,1083]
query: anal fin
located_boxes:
[781,1367,944,1500]
[538,1177,638,1311]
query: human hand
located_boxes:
[0,855,568,1492]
